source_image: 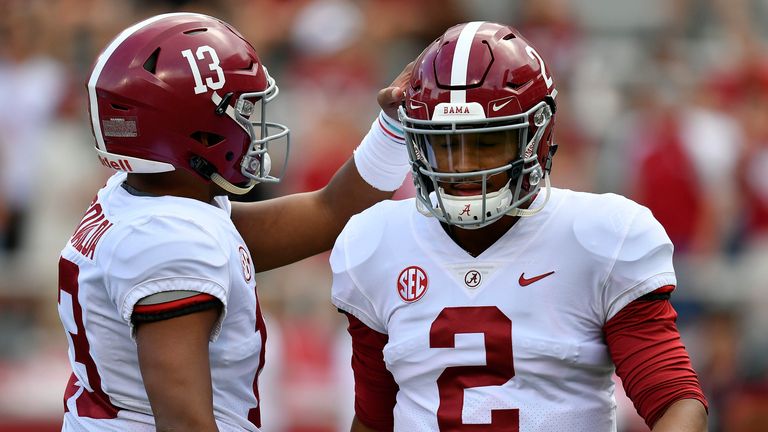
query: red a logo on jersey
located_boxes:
[464,270,482,288]
[459,204,471,216]
[397,266,428,303]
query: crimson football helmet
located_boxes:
[399,21,558,228]
[87,13,289,194]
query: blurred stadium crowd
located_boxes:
[1,0,768,431]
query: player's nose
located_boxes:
[451,150,481,173]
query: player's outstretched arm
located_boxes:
[136,307,222,432]
[232,63,413,272]
[651,399,708,432]
[232,158,388,272]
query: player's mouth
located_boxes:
[445,183,485,196]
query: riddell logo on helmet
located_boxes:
[98,155,134,171]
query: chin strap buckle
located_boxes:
[215,92,234,116]
[508,158,525,180]
[544,143,558,173]
[190,155,215,179]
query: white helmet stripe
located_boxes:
[450,21,485,104]
[87,12,206,151]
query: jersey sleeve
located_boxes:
[343,312,398,431]
[104,216,230,340]
[604,287,708,427]
[330,217,386,334]
[603,206,677,322]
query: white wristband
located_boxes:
[353,111,410,191]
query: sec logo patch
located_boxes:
[239,245,252,282]
[397,266,428,303]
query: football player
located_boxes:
[332,22,708,432]
[58,12,411,432]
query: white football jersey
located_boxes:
[58,172,264,432]
[331,187,676,432]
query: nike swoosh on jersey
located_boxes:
[518,270,555,286]
[491,99,513,112]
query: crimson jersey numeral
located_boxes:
[429,306,519,430]
[248,286,267,427]
[58,257,118,418]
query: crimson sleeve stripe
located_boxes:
[604,286,708,428]
[343,312,397,431]
[248,289,267,427]
[133,293,219,315]
[377,117,404,142]
[654,285,675,294]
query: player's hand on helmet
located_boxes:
[378,61,414,121]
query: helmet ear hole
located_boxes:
[143,48,160,74]
[190,132,226,147]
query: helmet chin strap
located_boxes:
[210,173,256,195]
[507,174,551,218]
[206,152,272,195]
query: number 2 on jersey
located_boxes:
[430,306,519,431]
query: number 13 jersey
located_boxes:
[331,187,676,432]
[58,173,265,431]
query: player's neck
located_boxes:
[442,215,519,258]
[125,172,219,203]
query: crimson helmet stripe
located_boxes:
[449,21,485,104]
[87,13,206,151]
